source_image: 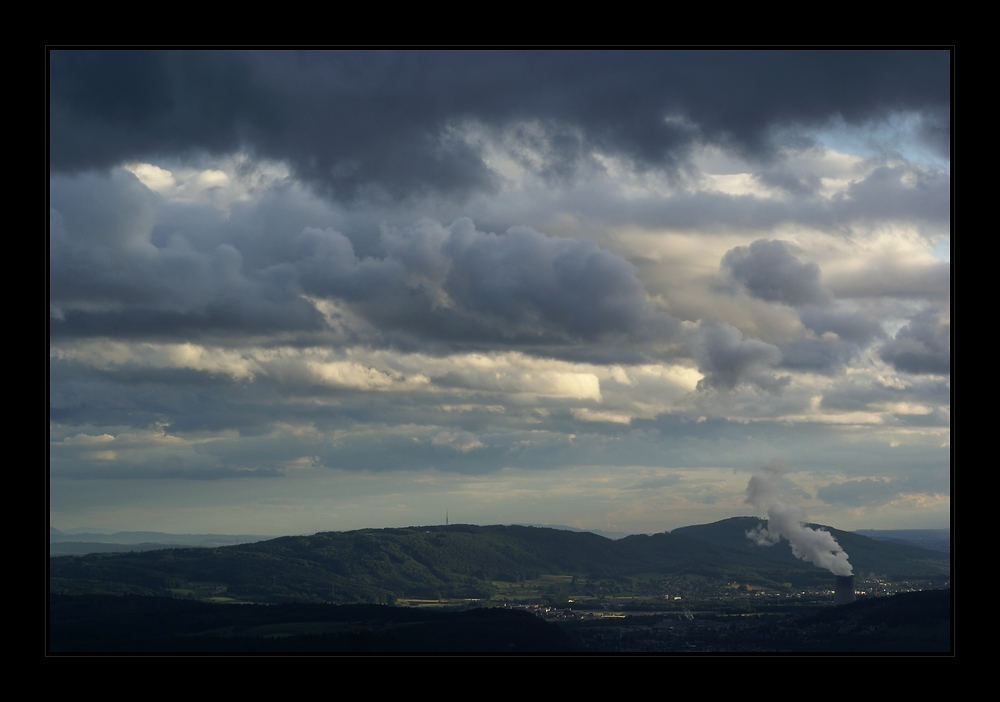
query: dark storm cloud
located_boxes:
[693,322,790,392]
[51,50,950,200]
[777,307,886,373]
[49,161,676,349]
[912,105,951,159]
[296,218,679,346]
[878,308,950,374]
[49,171,322,338]
[49,357,274,432]
[441,221,676,342]
[527,159,949,237]
[721,239,829,306]
[776,337,859,373]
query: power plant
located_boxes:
[833,575,856,605]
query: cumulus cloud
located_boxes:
[49,171,322,337]
[879,308,950,374]
[49,166,678,353]
[442,220,677,341]
[297,218,680,348]
[693,322,789,392]
[776,336,860,374]
[721,239,829,306]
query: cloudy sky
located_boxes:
[49,50,951,535]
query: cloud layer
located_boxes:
[49,51,951,535]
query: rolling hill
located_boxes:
[50,519,950,604]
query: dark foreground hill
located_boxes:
[50,520,949,604]
[49,594,577,653]
[49,589,949,653]
[561,589,951,653]
[772,588,951,652]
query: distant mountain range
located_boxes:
[49,528,275,556]
[853,529,950,553]
[511,524,632,540]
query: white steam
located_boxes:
[745,460,853,576]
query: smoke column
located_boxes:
[744,460,853,576]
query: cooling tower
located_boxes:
[833,575,856,605]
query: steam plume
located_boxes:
[745,460,853,576]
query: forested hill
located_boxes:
[50,521,949,604]
[672,517,951,577]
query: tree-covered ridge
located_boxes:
[671,517,952,576]
[50,521,949,604]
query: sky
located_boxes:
[49,50,951,536]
